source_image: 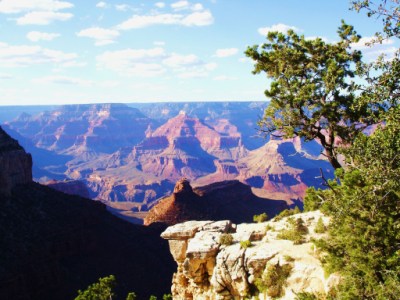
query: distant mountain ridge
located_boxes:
[3,102,333,215]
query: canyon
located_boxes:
[2,102,334,223]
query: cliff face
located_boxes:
[161,211,339,299]
[0,127,32,195]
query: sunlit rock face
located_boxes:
[162,211,340,300]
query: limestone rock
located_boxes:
[161,211,337,299]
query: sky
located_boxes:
[0,0,398,106]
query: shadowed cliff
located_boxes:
[0,126,175,300]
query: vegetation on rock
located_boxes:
[219,233,234,245]
[255,262,293,298]
[277,217,309,245]
[240,240,252,249]
[249,1,399,297]
[253,212,268,223]
[274,206,300,221]
[314,217,326,234]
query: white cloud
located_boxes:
[115,4,130,11]
[96,47,167,77]
[117,10,213,29]
[305,36,329,42]
[33,75,93,86]
[0,0,73,14]
[351,36,397,60]
[214,48,238,58]
[154,2,166,9]
[154,41,165,46]
[77,27,120,46]
[181,10,213,26]
[192,3,204,11]
[171,1,190,10]
[96,2,107,8]
[258,23,300,36]
[17,11,73,25]
[351,36,394,50]
[0,42,78,67]
[178,61,216,78]
[96,47,216,79]
[27,31,60,42]
[163,53,200,67]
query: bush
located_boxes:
[240,240,252,249]
[255,262,293,297]
[314,217,326,234]
[295,292,318,300]
[283,255,295,262]
[219,233,234,246]
[126,292,137,300]
[75,275,116,300]
[253,212,268,223]
[274,206,301,221]
[277,218,308,244]
[265,224,274,232]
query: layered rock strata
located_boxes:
[161,211,339,299]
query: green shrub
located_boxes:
[265,224,274,232]
[240,240,252,249]
[255,262,293,297]
[75,275,116,300]
[253,212,268,223]
[219,233,234,245]
[283,255,295,262]
[314,217,326,234]
[274,206,301,221]
[295,292,318,300]
[126,292,137,300]
[277,218,308,244]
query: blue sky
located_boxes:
[0,0,397,105]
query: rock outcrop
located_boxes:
[162,211,339,299]
[0,126,32,196]
[144,179,288,226]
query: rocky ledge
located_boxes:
[161,211,339,299]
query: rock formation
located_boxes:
[0,127,32,196]
[162,211,339,299]
[144,179,288,226]
[4,103,334,209]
